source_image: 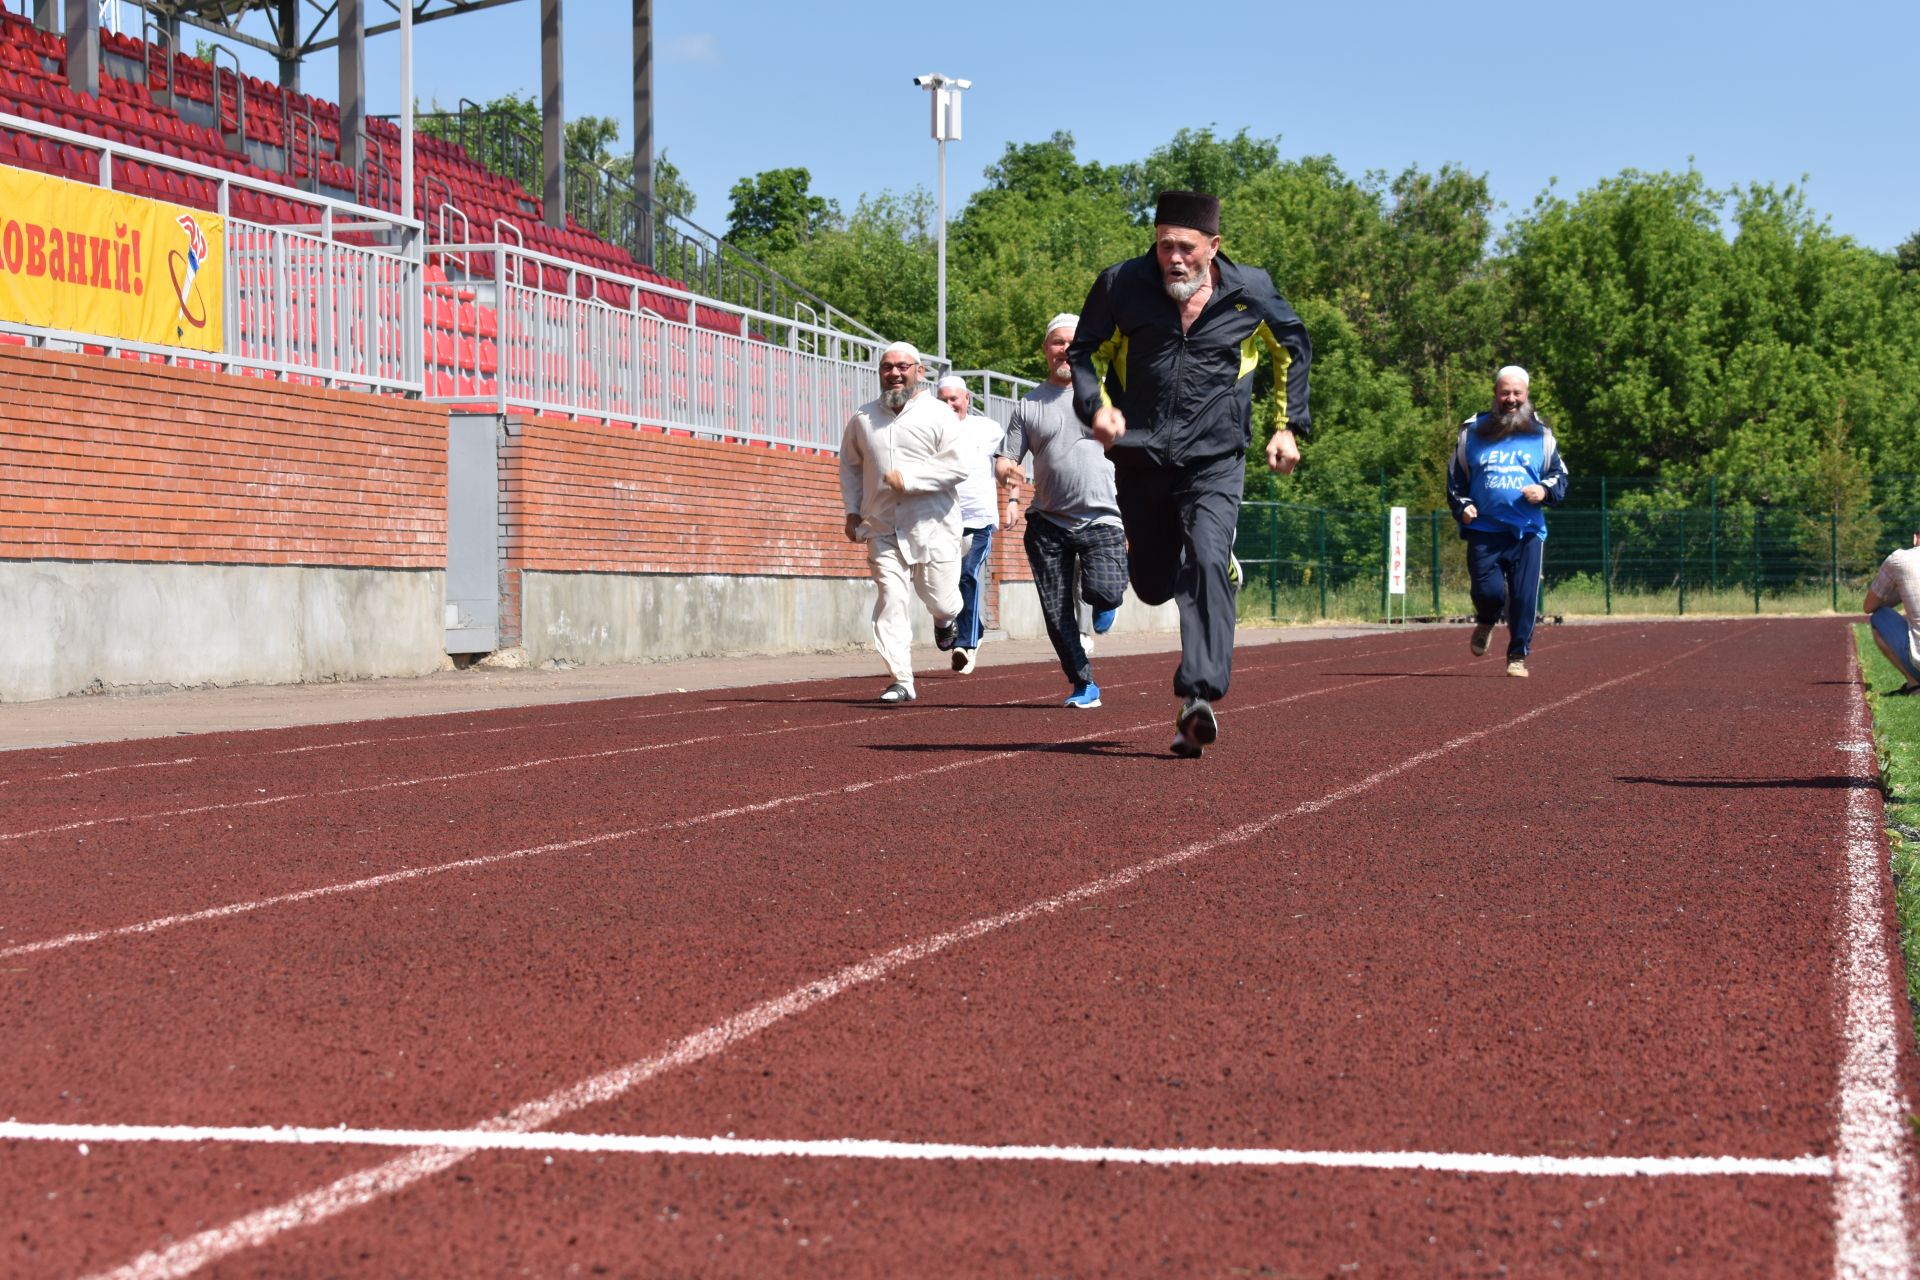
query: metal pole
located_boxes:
[1601,477,1611,615]
[1678,510,1687,615]
[1753,507,1762,613]
[400,0,413,220]
[1317,509,1328,620]
[1430,510,1441,617]
[1831,510,1840,612]
[936,135,947,361]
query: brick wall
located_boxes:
[501,413,869,575]
[0,347,447,567]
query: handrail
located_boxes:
[207,44,245,154]
[0,108,422,233]
[390,105,885,345]
[434,238,921,363]
[138,14,171,112]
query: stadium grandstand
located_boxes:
[0,0,1071,703]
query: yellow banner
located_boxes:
[0,166,225,353]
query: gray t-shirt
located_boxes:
[999,382,1121,530]
[1871,545,1920,666]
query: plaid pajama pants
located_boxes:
[1023,516,1127,687]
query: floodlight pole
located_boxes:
[914,73,969,362]
[400,0,413,220]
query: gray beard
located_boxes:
[883,385,914,412]
[1164,271,1208,303]
[1483,401,1537,440]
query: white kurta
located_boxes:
[839,390,969,690]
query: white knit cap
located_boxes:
[1045,313,1079,340]
[936,374,968,393]
[1495,364,1530,386]
[879,340,921,366]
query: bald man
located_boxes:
[937,374,1010,674]
[1446,365,1571,678]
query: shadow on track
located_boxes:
[1616,774,1873,790]
[863,740,1163,759]
[1319,670,1478,679]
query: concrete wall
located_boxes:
[0,346,450,703]
[994,588,1180,643]
[519,570,889,667]
[0,561,447,701]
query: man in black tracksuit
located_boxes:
[1068,190,1312,757]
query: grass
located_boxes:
[1853,625,1920,1028]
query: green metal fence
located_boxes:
[1236,494,1920,623]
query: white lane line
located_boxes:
[0,655,1470,961]
[79,633,1737,1280]
[1,631,1451,789]
[1831,651,1917,1280]
[0,705,965,845]
[0,1120,1832,1179]
[52,758,201,781]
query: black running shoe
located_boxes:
[878,682,916,704]
[935,619,958,651]
[1179,696,1218,746]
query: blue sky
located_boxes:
[242,0,1913,251]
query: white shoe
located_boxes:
[1506,660,1529,678]
[951,648,977,674]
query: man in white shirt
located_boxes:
[840,341,969,703]
[936,374,1009,675]
[1864,525,1920,694]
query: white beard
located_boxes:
[883,385,913,411]
[1164,270,1209,303]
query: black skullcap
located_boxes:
[1153,190,1220,235]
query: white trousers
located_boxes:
[868,534,961,690]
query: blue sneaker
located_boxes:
[1063,681,1102,709]
[1092,607,1117,634]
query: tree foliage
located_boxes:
[713,135,1919,511]
[724,167,838,258]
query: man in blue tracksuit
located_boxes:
[1446,365,1570,677]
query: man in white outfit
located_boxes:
[936,373,1010,675]
[840,341,969,703]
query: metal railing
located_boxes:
[949,368,1039,428]
[423,240,951,450]
[396,106,884,345]
[1234,498,1920,622]
[0,110,423,391]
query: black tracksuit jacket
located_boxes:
[1067,248,1313,470]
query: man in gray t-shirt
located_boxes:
[994,314,1128,708]
[1865,525,1920,693]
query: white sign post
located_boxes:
[1387,505,1408,623]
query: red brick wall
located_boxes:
[0,347,447,567]
[501,414,870,578]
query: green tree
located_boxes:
[1128,127,1282,221]
[725,167,838,257]
[760,191,940,353]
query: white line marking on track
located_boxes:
[0,646,1487,961]
[0,706,962,845]
[0,632,1450,791]
[1830,651,1917,1279]
[78,630,1751,1280]
[0,1120,1833,1179]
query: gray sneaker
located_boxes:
[1170,696,1217,757]
[1470,621,1494,657]
[878,682,917,703]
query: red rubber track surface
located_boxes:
[3,618,1915,1276]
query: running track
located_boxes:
[2,618,1915,1276]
